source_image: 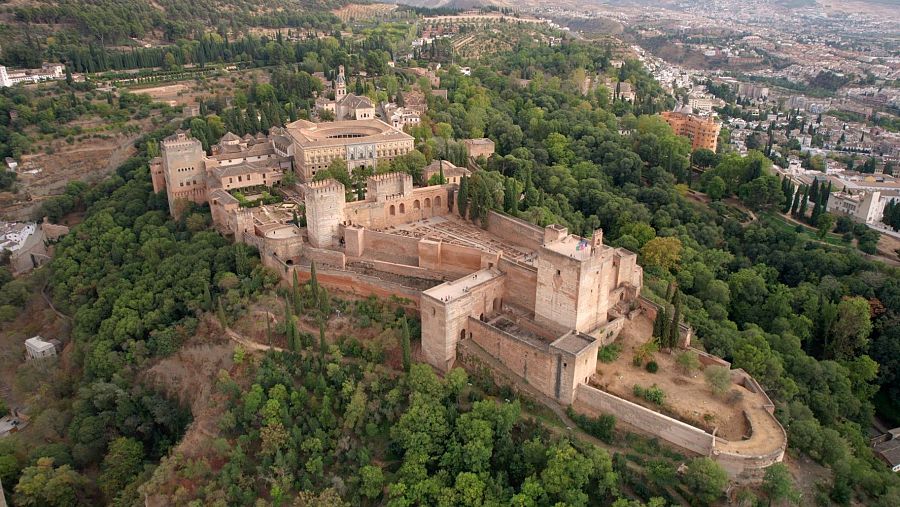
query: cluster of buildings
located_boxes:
[0,63,65,88]
[151,116,785,478]
[314,65,426,131]
[0,220,69,275]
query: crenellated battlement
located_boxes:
[369,172,411,183]
[304,179,346,196]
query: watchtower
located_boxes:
[161,132,207,215]
[534,226,616,334]
[303,179,346,248]
[366,172,413,202]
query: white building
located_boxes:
[25,336,58,360]
[827,190,885,225]
[0,64,65,88]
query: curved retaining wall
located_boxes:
[573,383,786,481]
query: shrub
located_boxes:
[632,355,644,367]
[645,361,658,373]
[634,384,666,405]
[675,351,701,375]
[567,408,616,443]
[704,366,731,396]
[598,344,622,363]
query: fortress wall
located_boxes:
[573,384,715,456]
[497,258,537,311]
[439,242,488,273]
[467,317,556,400]
[348,258,445,282]
[290,264,420,307]
[714,448,786,481]
[688,346,732,369]
[486,211,544,250]
[305,246,346,269]
[361,230,421,264]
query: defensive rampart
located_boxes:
[574,384,715,455]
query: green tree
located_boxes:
[400,317,412,372]
[816,212,835,238]
[828,296,872,360]
[14,458,91,507]
[457,175,470,219]
[704,366,731,397]
[99,437,143,499]
[683,457,728,506]
[359,464,384,499]
[762,463,800,506]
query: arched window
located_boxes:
[413,200,421,209]
[435,195,442,208]
[389,205,396,216]
[493,298,500,312]
[424,198,431,207]
[459,329,466,341]
[399,203,405,214]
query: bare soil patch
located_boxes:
[593,314,764,441]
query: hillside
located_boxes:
[0,0,346,68]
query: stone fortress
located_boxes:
[153,118,785,481]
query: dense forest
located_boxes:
[1,17,899,505]
[1,0,344,69]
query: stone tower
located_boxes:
[534,226,616,334]
[303,179,346,248]
[335,65,347,100]
[161,132,207,216]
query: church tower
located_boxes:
[335,65,347,100]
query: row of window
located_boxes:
[388,196,442,215]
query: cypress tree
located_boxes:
[809,178,819,204]
[217,298,228,328]
[309,261,319,306]
[658,306,670,345]
[652,307,665,339]
[457,175,470,219]
[665,280,677,302]
[668,292,683,349]
[319,320,327,363]
[790,185,802,216]
[400,317,412,372]
[799,185,809,219]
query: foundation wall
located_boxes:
[573,384,715,455]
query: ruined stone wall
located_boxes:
[574,384,715,456]
[467,317,556,400]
